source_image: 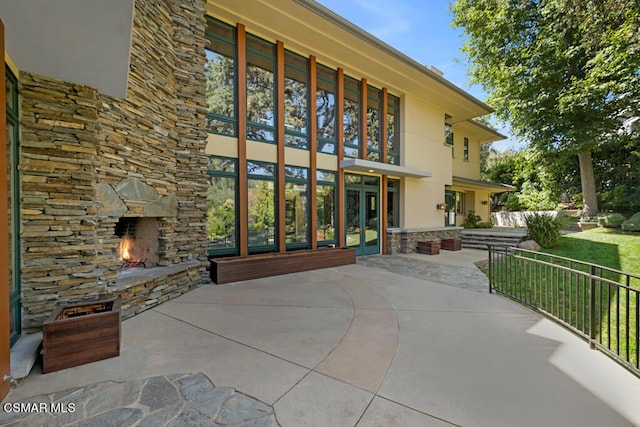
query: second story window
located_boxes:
[247,35,276,143]
[366,85,381,162]
[387,95,400,165]
[205,18,237,136]
[464,137,469,161]
[284,51,309,149]
[444,122,453,147]
[316,64,337,154]
[343,76,361,158]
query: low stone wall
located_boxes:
[386,227,462,254]
[492,211,564,227]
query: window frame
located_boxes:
[464,137,469,161]
[316,170,337,247]
[316,63,337,154]
[285,165,310,250]
[246,34,277,144]
[386,94,400,165]
[284,50,310,150]
[343,75,361,158]
[247,160,278,253]
[366,84,382,162]
[387,178,400,228]
[204,18,238,137]
[207,156,239,257]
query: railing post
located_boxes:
[488,245,493,293]
[589,264,596,349]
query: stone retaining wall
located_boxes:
[17,0,210,332]
[386,228,462,254]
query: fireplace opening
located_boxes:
[115,217,159,269]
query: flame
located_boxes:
[119,235,134,261]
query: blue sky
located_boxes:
[315,0,524,152]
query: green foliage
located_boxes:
[462,211,493,229]
[452,0,640,216]
[517,181,558,211]
[597,213,626,228]
[503,193,525,211]
[600,185,640,215]
[525,212,562,248]
[622,213,640,232]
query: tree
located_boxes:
[452,0,640,218]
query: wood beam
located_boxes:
[336,68,345,248]
[236,24,248,256]
[276,41,286,252]
[309,56,318,249]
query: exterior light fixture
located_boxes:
[368,169,375,173]
[436,203,447,210]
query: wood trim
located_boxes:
[336,68,345,248]
[380,88,389,254]
[309,56,318,249]
[236,24,249,256]
[0,18,11,401]
[381,175,388,255]
[360,78,367,160]
[276,41,286,252]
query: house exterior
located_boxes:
[447,120,513,226]
[1,0,508,400]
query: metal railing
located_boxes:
[488,245,640,377]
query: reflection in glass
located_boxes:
[346,189,361,248]
[284,51,309,149]
[247,36,276,142]
[317,185,335,242]
[207,176,236,249]
[387,95,400,165]
[317,64,336,154]
[248,180,276,247]
[367,85,381,161]
[285,182,308,243]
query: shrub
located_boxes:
[597,213,626,228]
[462,211,494,229]
[622,212,640,232]
[504,193,525,211]
[525,212,562,248]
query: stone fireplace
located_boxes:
[115,217,159,269]
[16,0,211,333]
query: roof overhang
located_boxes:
[340,159,431,178]
[0,0,134,98]
[450,176,515,193]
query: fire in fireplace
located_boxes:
[115,218,159,269]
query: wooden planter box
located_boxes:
[417,241,440,255]
[441,238,462,251]
[211,247,356,284]
[43,298,121,373]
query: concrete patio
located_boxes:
[3,249,640,426]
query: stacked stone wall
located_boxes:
[19,74,101,331]
[18,0,210,332]
[386,228,462,255]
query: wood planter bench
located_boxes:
[211,247,356,284]
[43,298,121,373]
[417,241,440,255]
[441,238,462,251]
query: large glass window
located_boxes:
[248,161,277,252]
[285,166,309,248]
[316,170,336,246]
[247,35,276,143]
[386,95,400,165]
[464,137,469,161]
[205,19,236,136]
[316,64,337,154]
[387,179,400,228]
[207,157,238,255]
[367,85,381,162]
[444,122,454,146]
[284,51,309,149]
[343,76,361,158]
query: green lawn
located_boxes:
[542,228,640,278]
[489,227,640,372]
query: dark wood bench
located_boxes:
[441,238,462,251]
[417,241,440,255]
[210,247,356,284]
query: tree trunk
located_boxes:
[578,150,598,218]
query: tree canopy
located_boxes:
[452,0,640,217]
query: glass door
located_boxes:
[345,175,379,255]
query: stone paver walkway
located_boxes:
[357,254,489,292]
[0,373,278,427]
